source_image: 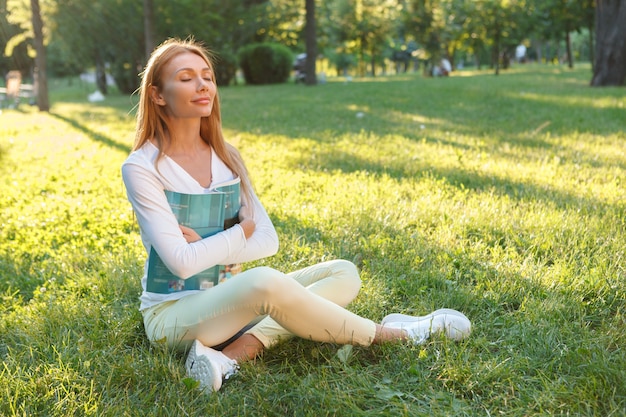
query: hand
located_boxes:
[238,205,256,239]
[238,204,253,222]
[179,225,201,243]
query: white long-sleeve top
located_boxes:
[121,141,279,310]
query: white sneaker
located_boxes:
[185,339,238,392]
[382,308,471,344]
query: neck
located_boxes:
[164,118,205,155]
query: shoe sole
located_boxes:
[185,340,222,392]
[381,308,471,341]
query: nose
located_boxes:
[198,77,209,91]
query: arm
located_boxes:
[178,189,279,262]
[220,186,279,264]
[122,162,278,279]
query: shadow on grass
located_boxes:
[50,112,131,154]
[282,143,624,217]
[222,69,624,174]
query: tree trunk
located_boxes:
[591,0,626,86]
[304,0,317,85]
[493,43,500,75]
[95,57,108,95]
[589,24,595,72]
[535,39,543,64]
[493,23,501,75]
[143,0,156,59]
[30,0,49,111]
[565,31,574,68]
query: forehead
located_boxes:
[163,51,211,74]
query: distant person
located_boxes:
[516,44,527,63]
[440,58,452,75]
[431,58,451,77]
[293,53,307,83]
[121,38,472,393]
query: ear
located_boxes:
[149,85,166,106]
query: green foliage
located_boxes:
[213,50,238,87]
[110,61,141,95]
[326,50,357,75]
[238,42,293,85]
[45,39,83,78]
[1,0,610,88]
[1,0,32,76]
[46,0,145,94]
[1,65,625,415]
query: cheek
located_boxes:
[160,86,178,105]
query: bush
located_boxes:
[46,40,84,78]
[326,50,356,76]
[238,43,293,85]
[111,60,141,95]
[213,50,238,87]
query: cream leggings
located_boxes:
[142,259,378,352]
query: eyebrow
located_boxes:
[175,67,212,75]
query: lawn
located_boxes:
[0,64,625,416]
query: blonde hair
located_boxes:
[133,38,254,204]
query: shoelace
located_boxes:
[222,362,239,380]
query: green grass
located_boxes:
[1,63,625,416]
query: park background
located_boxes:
[1,1,626,416]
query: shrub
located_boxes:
[111,59,141,94]
[238,43,293,85]
[213,50,238,87]
[323,50,356,76]
[46,40,84,78]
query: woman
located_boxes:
[121,38,471,393]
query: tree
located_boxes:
[48,0,145,94]
[150,0,268,86]
[404,0,449,71]
[29,0,48,110]
[531,0,595,68]
[591,0,626,86]
[4,0,50,107]
[404,0,469,71]
[260,0,302,46]
[473,0,531,74]
[356,0,397,76]
[318,0,358,75]
[321,0,396,76]
[143,0,155,58]
[1,0,32,76]
[304,0,317,84]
